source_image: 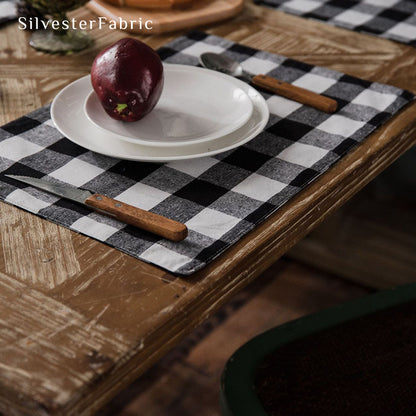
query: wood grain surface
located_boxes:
[87,0,244,33]
[98,260,370,416]
[1,1,416,414]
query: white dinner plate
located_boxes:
[84,64,254,147]
[50,73,269,163]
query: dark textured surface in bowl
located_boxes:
[221,284,416,416]
[255,299,416,416]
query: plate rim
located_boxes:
[50,70,269,162]
[83,63,254,148]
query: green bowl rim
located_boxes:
[220,283,416,416]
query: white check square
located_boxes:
[233,173,286,202]
[334,10,372,26]
[283,0,322,13]
[49,159,105,187]
[292,73,337,93]
[352,89,397,111]
[5,189,51,213]
[267,95,302,118]
[141,244,192,270]
[241,57,278,76]
[44,119,56,127]
[364,0,400,7]
[71,216,119,241]
[386,22,416,41]
[0,2,16,17]
[277,142,328,168]
[181,42,225,58]
[167,157,218,177]
[116,182,170,211]
[317,115,365,137]
[0,136,43,161]
[186,208,240,240]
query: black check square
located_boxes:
[0,31,412,277]
[2,117,41,136]
[328,0,359,8]
[228,43,258,57]
[157,47,178,61]
[3,163,45,179]
[282,58,314,74]
[52,198,91,216]
[368,112,390,126]
[267,119,315,141]
[244,202,277,224]
[379,8,412,21]
[47,138,88,158]
[194,240,229,263]
[290,168,320,187]
[186,30,209,41]
[221,147,271,172]
[109,160,160,181]
[333,137,359,156]
[338,74,372,89]
[175,179,228,207]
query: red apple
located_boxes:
[91,38,164,122]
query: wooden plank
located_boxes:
[0,203,81,289]
[99,261,370,416]
[0,272,130,414]
[0,1,416,414]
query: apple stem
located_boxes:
[116,103,128,113]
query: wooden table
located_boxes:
[1,2,416,415]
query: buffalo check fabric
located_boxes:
[0,32,413,275]
[254,0,416,46]
[0,0,17,25]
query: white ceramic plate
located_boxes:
[50,73,269,163]
[84,64,254,147]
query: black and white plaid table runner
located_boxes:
[255,0,416,46]
[0,0,17,25]
[0,32,413,275]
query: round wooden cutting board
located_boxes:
[86,0,244,34]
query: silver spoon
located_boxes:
[200,52,337,113]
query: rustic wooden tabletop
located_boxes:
[1,1,416,414]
